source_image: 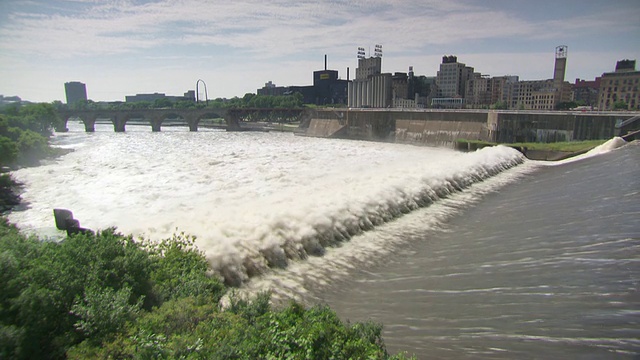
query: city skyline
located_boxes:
[1,0,639,103]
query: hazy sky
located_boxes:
[1,0,639,103]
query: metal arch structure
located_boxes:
[195,79,208,105]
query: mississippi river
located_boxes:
[8,123,639,358]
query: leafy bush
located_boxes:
[0,136,18,165]
[15,129,50,165]
[0,223,227,359]
[142,232,225,305]
[69,294,412,360]
[1,218,414,359]
[1,104,61,168]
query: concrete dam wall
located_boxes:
[303,109,638,146]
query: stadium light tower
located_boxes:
[374,44,383,58]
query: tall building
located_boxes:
[491,75,519,106]
[553,46,568,87]
[64,81,87,105]
[355,57,382,79]
[257,81,289,96]
[313,57,348,105]
[465,73,491,107]
[503,46,571,110]
[432,56,474,108]
[597,59,640,111]
[183,90,196,102]
[436,56,474,98]
[573,78,601,107]
[348,54,392,108]
[391,72,409,100]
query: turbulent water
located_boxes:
[8,122,638,358]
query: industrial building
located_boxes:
[348,54,393,108]
[257,56,348,106]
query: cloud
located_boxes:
[0,0,608,59]
[1,0,639,102]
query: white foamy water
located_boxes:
[10,122,527,286]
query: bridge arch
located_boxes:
[152,111,190,131]
[117,112,151,132]
[194,110,227,131]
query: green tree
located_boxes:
[51,100,68,111]
[14,103,61,136]
[491,101,508,110]
[242,93,256,106]
[613,100,628,110]
[16,130,49,165]
[70,286,143,341]
[153,97,174,109]
[556,101,577,110]
[174,100,196,109]
[143,232,224,304]
[0,136,18,165]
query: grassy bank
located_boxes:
[455,139,607,153]
[507,139,607,152]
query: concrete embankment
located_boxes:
[304,118,347,138]
[301,109,640,152]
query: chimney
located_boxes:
[347,67,350,81]
[324,55,327,71]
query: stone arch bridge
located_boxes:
[58,108,308,132]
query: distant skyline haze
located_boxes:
[0,0,639,103]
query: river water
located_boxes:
[8,122,639,358]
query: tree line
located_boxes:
[0,103,63,211]
[59,92,305,111]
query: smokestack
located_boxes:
[347,67,350,81]
[324,55,327,70]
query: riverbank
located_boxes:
[454,139,608,161]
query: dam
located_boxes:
[302,108,640,145]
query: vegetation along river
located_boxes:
[8,122,639,358]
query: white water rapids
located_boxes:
[10,122,525,286]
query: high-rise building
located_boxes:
[391,72,409,100]
[465,73,491,107]
[502,47,571,110]
[573,78,601,107]
[64,81,87,105]
[597,59,640,110]
[348,55,391,108]
[436,56,474,98]
[431,56,474,108]
[355,57,382,80]
[553,46,568,86]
